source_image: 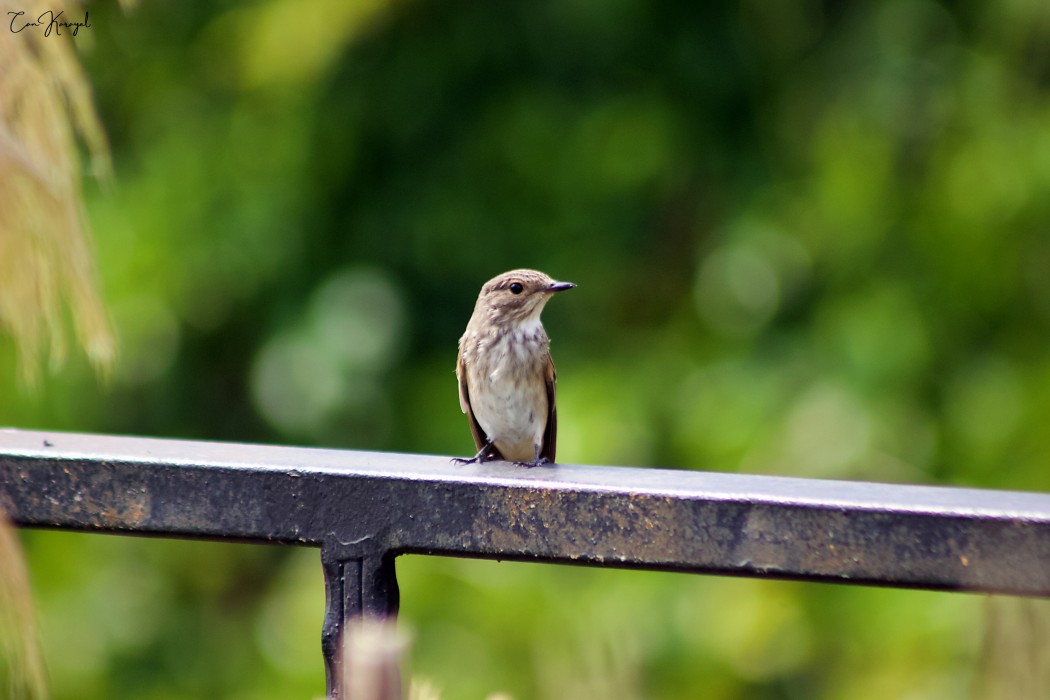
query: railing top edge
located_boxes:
[3,428,1049,521]
[6,428,1050,597]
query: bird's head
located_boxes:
[474,269,575,327]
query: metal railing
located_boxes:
[3,428,1050,696]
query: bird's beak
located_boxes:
[548,281,576,293]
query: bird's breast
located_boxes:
[464,327,549,460]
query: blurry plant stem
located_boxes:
[0,509,47,700]
[337,617,509,700]
[0,0,116,386]
[973,597,1050,699]
[341,616,408,700]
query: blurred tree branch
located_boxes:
[0,0,115,386]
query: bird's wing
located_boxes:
[540,351,558,463]
[456,352,471,415]
[457,352,490,453]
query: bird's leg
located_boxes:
[452,440,500,465]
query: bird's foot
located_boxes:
[451,443,500,465]
[451,455,488,465]
[512,457,551,468]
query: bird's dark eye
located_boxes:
[509,282,524,295]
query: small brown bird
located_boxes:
[455,269,575,466]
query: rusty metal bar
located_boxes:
[4,428,1050,692]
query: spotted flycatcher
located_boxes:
[455,269,575,466]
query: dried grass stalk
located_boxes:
[0,508,46,700]
[0,0,115,385]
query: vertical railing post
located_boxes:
[321,545,400,699]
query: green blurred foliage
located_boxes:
[5,0,1050,697]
